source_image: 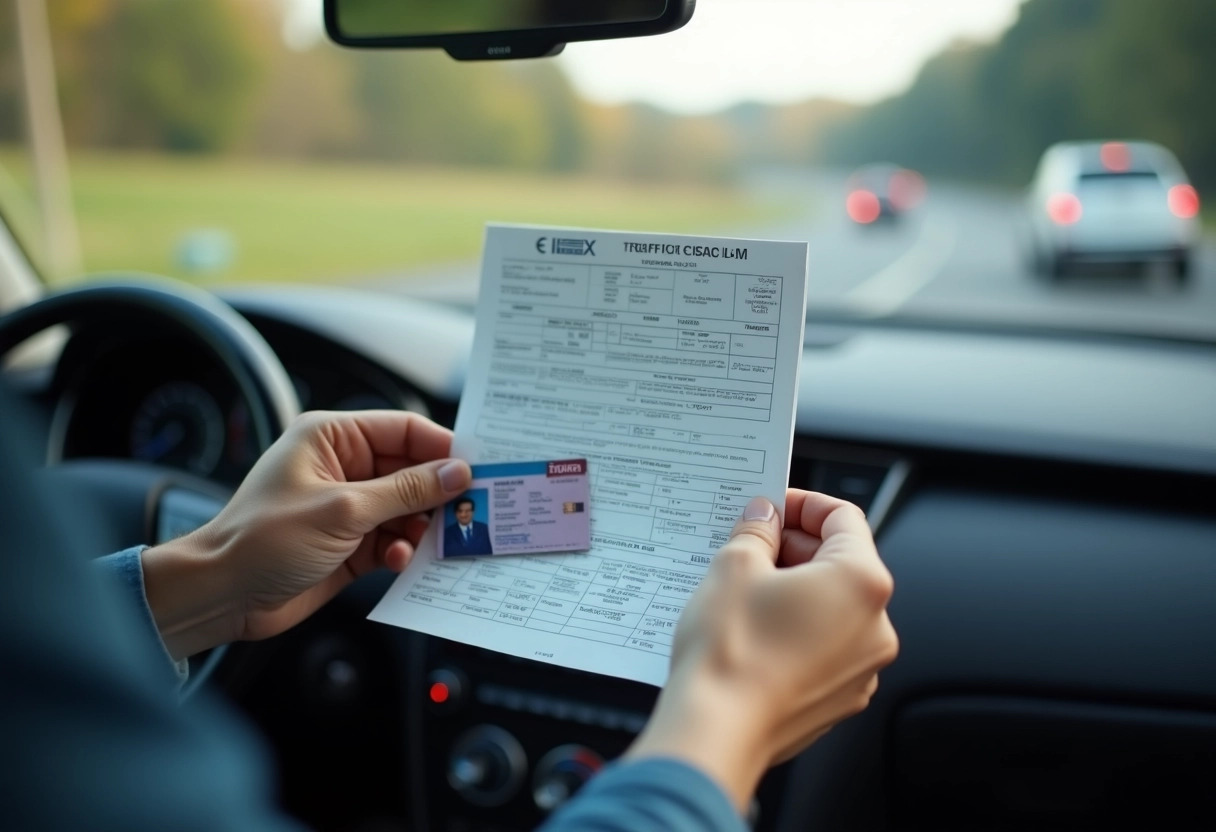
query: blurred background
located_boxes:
[1,0,1213,334]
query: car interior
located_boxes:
[2,1,1215,830]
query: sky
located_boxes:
[286,0,1027,113]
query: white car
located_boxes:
[1026,140,1200,281]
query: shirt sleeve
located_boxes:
[538,757,748,832]
[94,546,191,691]
[3,386,304,832]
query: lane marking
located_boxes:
[844,215,959,317]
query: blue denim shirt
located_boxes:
[96,547,747,832]
[96,546,190,690]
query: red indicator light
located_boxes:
[1100,142,1131,172]
[429,682,450,704]
[846,189,882,224]
[1046,192,1083,225]
[1168,184,1200,219]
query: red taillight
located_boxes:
[1168,184,1200,219]
[1046,192,1083,225]
[1100,142,1131,172]
[847,189,882,224]
[889,169,927,211]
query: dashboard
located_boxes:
[8,284,1216,831]
[44,312,435,486]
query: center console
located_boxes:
[407,635,789,831]
[407,636,657,831]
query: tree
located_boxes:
[817,0,1216,191]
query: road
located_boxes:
[371,169,1216,340]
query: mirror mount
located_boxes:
[444,40,566,62]
[324,1,695,61]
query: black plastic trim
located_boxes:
[324,0,695,60]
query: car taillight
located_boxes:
[1168,184,1200,219]
[1100,142,1131,172]
[888,169,927,211]
[1046,192,1082,225]
[847,189,881,224]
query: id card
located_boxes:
[439,459,591,558]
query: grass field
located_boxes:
[0,151,796,286]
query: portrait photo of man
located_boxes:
[443,492,493,556]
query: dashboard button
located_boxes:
[447,725,527,807]
[532,745,604,812]
[427,667,466,711]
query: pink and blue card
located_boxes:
[439,459,592,559]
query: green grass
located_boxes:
[2,150,797,286]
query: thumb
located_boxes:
[714,496,782,570]
[354,458,472,528]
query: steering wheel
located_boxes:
[0,278,300,692]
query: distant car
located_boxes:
[844,164,927,225]
[1025,140,1200,281]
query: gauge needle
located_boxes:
[142,421,186,459]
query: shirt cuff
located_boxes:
[95,546,191,691]
[539,756,747,832]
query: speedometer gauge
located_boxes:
[130,381,225,476]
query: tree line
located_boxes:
[0,0,741,182]
[818,0,1216,191]
[2,0,1213,191]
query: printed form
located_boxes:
[369,225,808,686]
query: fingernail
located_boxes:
[743,496,775,522]
[438,460,470,492]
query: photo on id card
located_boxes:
[439,459,592,558]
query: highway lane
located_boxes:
[376,168,1216,339]
[744,169,1216,337]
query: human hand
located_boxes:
[625,490,898,809]
[141,411,472,660]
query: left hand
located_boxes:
[141,410,472,660]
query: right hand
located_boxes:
[625,490,898,809]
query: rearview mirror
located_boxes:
[324,0,696,61]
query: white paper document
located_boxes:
[369,224,808,686]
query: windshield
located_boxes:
[1,0,1212,340]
